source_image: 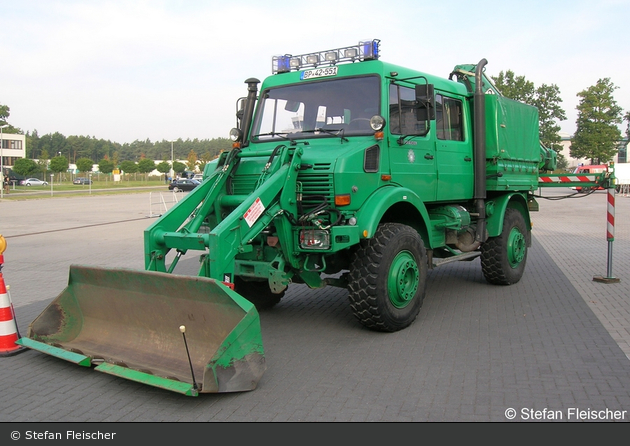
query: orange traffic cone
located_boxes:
[0,235,27,357]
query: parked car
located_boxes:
[192,173,204,181]
[21,178,49,186]
[73,177,93,185]
[168,179,200,192]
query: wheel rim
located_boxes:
[387,250,420,309]
[507,227,526,268]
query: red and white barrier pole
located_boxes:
[593,177,620,283]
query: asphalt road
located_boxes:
[0,187,628,425]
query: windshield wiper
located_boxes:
[252,132,291,140]
[301,128,349,143]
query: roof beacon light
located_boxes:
[272,55,292,74]
[360,40,379,60]
[272,39,381,74]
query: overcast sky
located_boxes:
[2,0,628,144]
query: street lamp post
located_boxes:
[168,140,175,180]
[1,124,9,199]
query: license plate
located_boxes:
[301,66,338,80]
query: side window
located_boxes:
[435,94,464,141]
[389,84,427,135]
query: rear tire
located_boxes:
[348,223,427,332]
[481,208,528,285]
[234,276,284,310]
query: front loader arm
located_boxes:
[145,146,304,283]
[144,152,235,272]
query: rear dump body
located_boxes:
[18,265,265,395]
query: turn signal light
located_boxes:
[335,194,351,206]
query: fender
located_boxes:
[354,185,434,247]
[485,192,531,244]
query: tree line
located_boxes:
[22,132,233,166]
[7,136,233,179]
[0,113,233,178]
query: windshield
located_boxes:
[252,76,380,141]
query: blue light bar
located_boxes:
[360,40,379,60]
[272,55,292,74]
[272,39,381,74]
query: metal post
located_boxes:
[593,185,620,283]
[0,124,9,199]
[169,140,175,180]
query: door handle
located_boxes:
[424,154,434,160]
[464,156,472,162]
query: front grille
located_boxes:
[364,145,380,172]
[297,164,334,217]
[227,163,334,220]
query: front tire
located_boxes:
[348,223,427,332]
[481,208,528,285]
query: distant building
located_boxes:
[558,132,628,169]
[0,132,26,170]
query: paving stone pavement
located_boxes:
[0,188,628,423]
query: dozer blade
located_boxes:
[17,265,266,396]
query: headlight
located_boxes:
[300,229,330,250]
[370,115,386,131]
[229,128,243,142]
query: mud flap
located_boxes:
[17,265,266,396]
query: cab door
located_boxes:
[434,94,473,201]
[388,83,437,202]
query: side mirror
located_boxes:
[415,84,435,121]
[235,98,246,123]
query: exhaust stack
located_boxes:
[474,58,488,243]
